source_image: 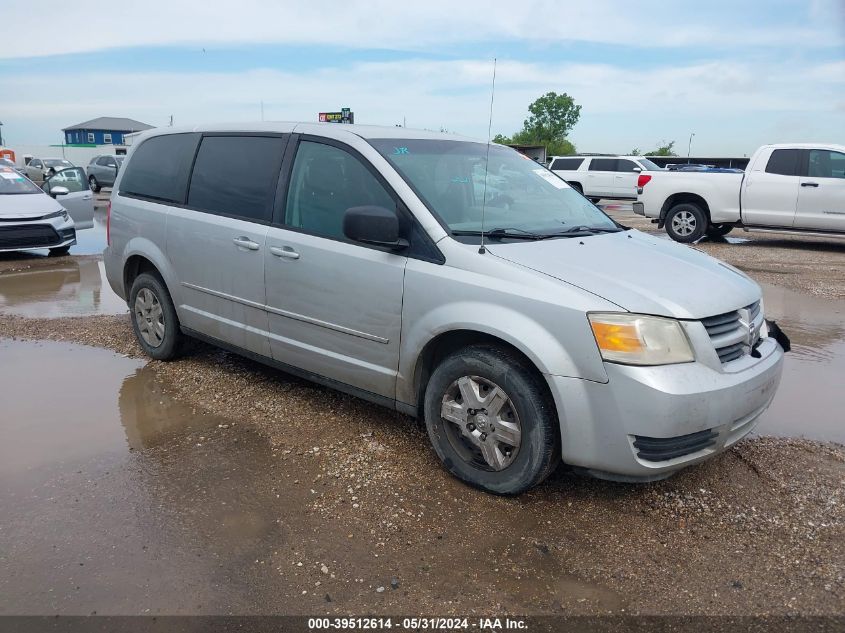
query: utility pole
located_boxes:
[687,132,695,163]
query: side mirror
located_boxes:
[343,206,408,250]
[632,167,642,172]
[51,186,70,198]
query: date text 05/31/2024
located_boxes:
[307,617,528,630]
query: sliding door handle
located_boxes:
[801,182,819,188]
[270,246,300,260]
[232,236,260,250]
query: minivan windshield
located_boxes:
[370,139,618,240]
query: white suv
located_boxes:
[549,155,662,202]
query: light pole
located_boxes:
[0,121,4,147]
[687,132,695,163]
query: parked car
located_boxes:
[104,124,787,494]
[634,143,845,242]
[549,155,663,202]
[86,154,125,192]
[24,157,74,184]
[40,167,95,230]
[0,166,78,255]
[0,157,27,178]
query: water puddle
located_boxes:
[756,284,845,444]
[0,339,294,614]
[0,257,126,317]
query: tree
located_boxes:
[493,92,581,155]
[645,140,677,157]
[522,92,582,143]
[629,148,641,156]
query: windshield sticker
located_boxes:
[392,147,409,155]
[533,169,567,189]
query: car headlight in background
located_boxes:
[588,313,694,366]
[43,209,69,221]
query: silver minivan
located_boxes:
[104,123,787,494]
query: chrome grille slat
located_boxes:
[702,301,761,365]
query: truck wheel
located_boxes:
[129,272,185,361]
[706,223,733,238]
[665,203,707,243]
[423,345,560,495]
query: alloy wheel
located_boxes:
[671,210,697,237]
[134,288,165,347]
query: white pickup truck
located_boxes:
[633,143,845,242]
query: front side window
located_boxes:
[187,135,285,222]
[369,139,617,239]
[285,141,395,240]
[120,133,200,203]
[765,149,800,176]
[44,167,88,193]
[808,150,845,179]
[30,160,42,168]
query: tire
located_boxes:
[129,272,184,360]
[48,245,71,257]
[88,175,101,193]
[589,197,601,204]
[423,345,560,495]
[665,202,707,243]
[705,223,733,238]
[569,182,583,195]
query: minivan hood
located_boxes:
[0,192,61,219]
[486,230,760,319]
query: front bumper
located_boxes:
[0,218,76,253]
[547,336,784,480]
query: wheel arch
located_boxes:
[659,193,711,226]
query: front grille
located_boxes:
[0,224,61,248]
[701,300,762,364]
[633,429,718,462]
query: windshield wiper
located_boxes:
[452,227,547,240]
[548,225,625,236]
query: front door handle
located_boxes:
[801,182,819,187]
[270,246,300,260]
[233,236,260,251]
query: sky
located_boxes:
[0,0,843,156]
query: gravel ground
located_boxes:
[1,310,843,616]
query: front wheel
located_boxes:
[424,345,560,495]
[129,272,185,360]
[665,202,707,243]
[706,223,733,238]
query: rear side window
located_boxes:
[120,133,200,203]
[550,158,584,171]
[589,158,617,171]
[187,135,286,222]
[765,149,800,176]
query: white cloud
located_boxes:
[1,56,842,154]
[1,0,842,59]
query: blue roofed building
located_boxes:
[62,117,154,146]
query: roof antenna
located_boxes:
[478,57,497,255]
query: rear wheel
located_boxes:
[88,175,101,193]
[665,202,707,243]
[424,345,560,495]
[129,272,184,360]
[706,223,733,238]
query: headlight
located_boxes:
[43,209,69,221]
[588,313,694,366]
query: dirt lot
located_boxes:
[1,217,844,618]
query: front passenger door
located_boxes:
[264,138,407,399]
[795,149,845,232]
[43,167,95,228]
